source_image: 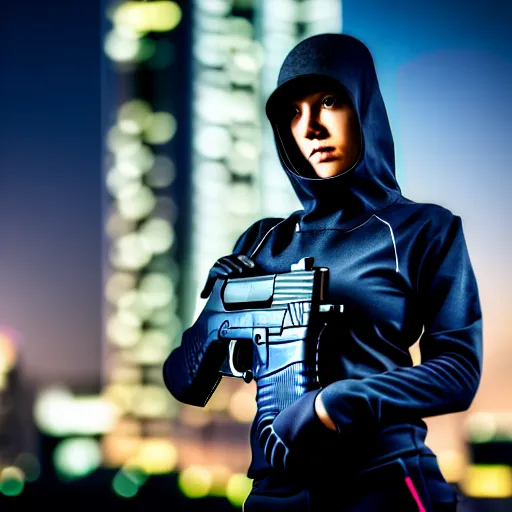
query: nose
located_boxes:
[297,104,324,139]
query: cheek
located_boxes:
[340,116,360,154]
[291,128,308,156]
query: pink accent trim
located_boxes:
[404,476,427,512]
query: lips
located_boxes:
[310,146,336,162]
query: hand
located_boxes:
[258,390,336,473]
[200,254,258,299]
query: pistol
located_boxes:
[180,257,343,411]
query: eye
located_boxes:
[287,104,300,121]
[322,95,337,108]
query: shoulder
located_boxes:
[233,216,285,254]
[381,196,459,232]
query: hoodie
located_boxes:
[235,32,481,477]
[164,33,482,500]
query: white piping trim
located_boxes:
[249,218,288,259]
[373,215,399,273]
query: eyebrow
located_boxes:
[290,91,338,105]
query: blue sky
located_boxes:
[344,0,512,408]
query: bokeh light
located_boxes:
[139,218,175,255]
[112,470,139,498]
[0,331,17,373]
[118,99,153,135]
[226,473,252,507]
[139,273,175,309]
[130,439,178,474]
[117,183,156,221]
[53,438,102,480]
[228,386,256,423]
[34,387,119,436]
[194,125,232,160]
[0,466,24,497]
[13,453,40,483]
[113,1,182,33]
[462,465,512,498]
[109,232,153,270]
[104,27,141,63]
[143,112,178,145]
[178,465,212,499]
[145,155,176,188]
[105,272,137,305]
[106,309,142,348]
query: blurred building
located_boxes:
[100,0,190,490]
[0,330,22,467]
[0,328,38,498]
[98,0,342,507]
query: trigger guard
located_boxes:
[228,340,245,378]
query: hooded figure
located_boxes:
[164,34,481,511]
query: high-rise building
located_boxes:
[98,0,341,506]
[100,0,187,481]
[0,328,37,497]
[0,330,23,467]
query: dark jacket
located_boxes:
[164,33,482,506]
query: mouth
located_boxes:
[310,146,336,162]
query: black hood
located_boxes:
[266,33,402,231]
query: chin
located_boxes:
[314,164,348,179]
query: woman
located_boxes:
[164,33,482,511]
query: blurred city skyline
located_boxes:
[1,0,511,507]
[1,0,510,388]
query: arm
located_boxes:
[163,217,284,405]
[318,215,483,431]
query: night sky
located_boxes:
[0,0,511,396]
[0,1,103,385]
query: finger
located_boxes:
[218,256,245,274]
[236,254,256,269]
[200,276,216,299]
[221,254,257,275]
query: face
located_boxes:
[289,89,361,178]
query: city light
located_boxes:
[112,469,139,498]
[34,387,120,436]
[228,386,256,423]
[0,466,24,497]
[189,1,263,333]
[53,438,102,480]
[466,411,512,443]
[0,331,17,374]
[14,453,41,483]
[128,439,178,474]
[113,1,182,34]
[226,473,252,507]
[178,465,213,499]
[462,465,512,498]
[102,12,184,472]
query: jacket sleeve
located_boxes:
[320,214,483,430]
[163,217,284,405]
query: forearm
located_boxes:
[163,321,223,407]
[318,346,482,434]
